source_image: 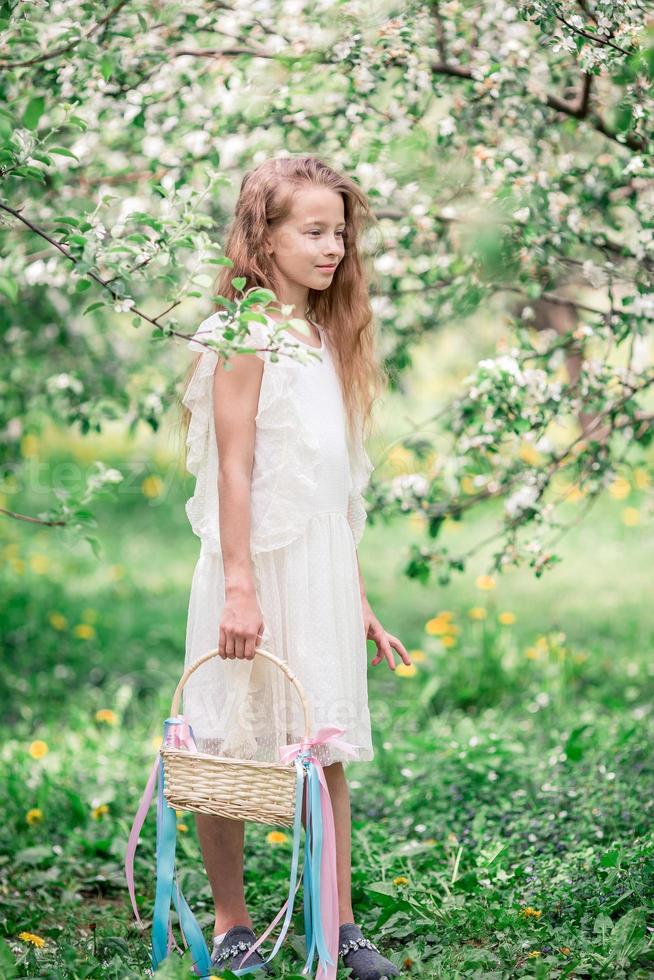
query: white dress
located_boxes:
[180,311,375,767]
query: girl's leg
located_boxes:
[194,813,252,935]
[196,760,354,937]
[321,761,355,924]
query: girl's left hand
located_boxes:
[361,596,412,671]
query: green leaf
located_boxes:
[0,277,18,302]
[564,723,592,762]
[23,96,45,130]
[48,146,79,159]
[0,937,18,977]
[83,302,106,314]
[231,276,247,291]
[608,908,647,963]
[84,535,104,559]
[15,845,52,866]
[100,53,114,81]
[246,287,276,303]
[600,849,620,868]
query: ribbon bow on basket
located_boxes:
[124,645,360,979]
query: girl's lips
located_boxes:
[317,264,336,271]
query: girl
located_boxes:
[178,155,410,979]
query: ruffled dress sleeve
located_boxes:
[182,311,324,558]
[182,312,227,554]
[346,424,375,547]
[249,329,322,555]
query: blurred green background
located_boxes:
[1,313,653,978]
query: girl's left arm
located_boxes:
[355,551,412,671]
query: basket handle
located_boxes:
[169,645,312,739]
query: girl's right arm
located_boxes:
[212,347,265,661]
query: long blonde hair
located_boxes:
[176,154,387,451]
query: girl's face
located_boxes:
[266,185,346,294]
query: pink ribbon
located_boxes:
[124,716,198,959]
[278,725,361,767]
[241,726,360,979]
[163,716,198,751]
[287,726,359,980]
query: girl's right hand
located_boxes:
[218,586,266,661]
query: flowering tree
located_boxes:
[1,0,652,579]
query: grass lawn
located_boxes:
[1,446,653,978]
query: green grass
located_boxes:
[1,447,653,978]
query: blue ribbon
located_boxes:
[150,731,332,978]
[232,754,307,975]
[151,718,212,977]
[300,756,335,975]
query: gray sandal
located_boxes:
[210,924,273,974]
[338,922,401,979]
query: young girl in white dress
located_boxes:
[178,155,410,979]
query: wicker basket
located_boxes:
[160,645,312,828]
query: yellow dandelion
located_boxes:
[525,646,542,660]
[91,804,109,820]
[441,636,456,648]
[519,442,543,466]
[109,564,125,581]
[475,574,496,591]
[634,468,650,490]
[520,907,542,919]
[142,474,164,499]
[425,616,450,635]
[392,876,409,886]
[48,611,68,631]
[177,823,188,832]
[266,830,289,845]
[29,740,48,759]
[26,808,43,825]
[498,611,516,625]
[622,507,640,526]
[29,554,49,575]
[528,950,542,958]
[395,663,417,677]
[445,623,460,634]
[387,446,413,473]
[566,484,586,503]
[608,477,630,500]
[20,434,40,458]
[468,607,487,620]
[18,931,46,948]
[95,708,118,725]
[73,623,96,640]
[409,649,427,662]
[10,558,25,574]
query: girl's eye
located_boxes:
[309,230,345,236]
